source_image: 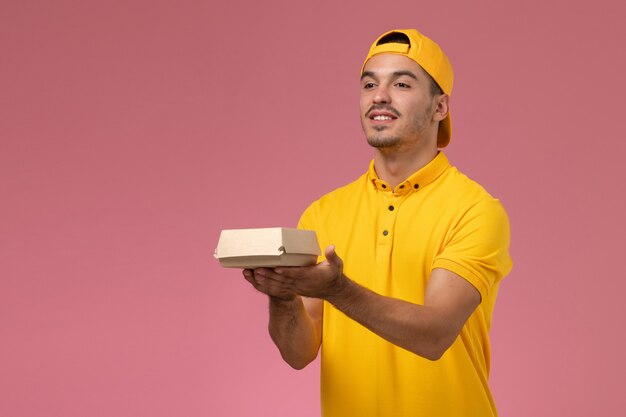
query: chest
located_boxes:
[316,190,462,301]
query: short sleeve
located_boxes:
[297,202,324,263]
[432,198,512,300]
[297,202,317,231]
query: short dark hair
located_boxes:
[377,32,444,97]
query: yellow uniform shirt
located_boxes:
[298,152,512,417]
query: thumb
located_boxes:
[324,245,342,267]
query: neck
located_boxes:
[373,143,438,188]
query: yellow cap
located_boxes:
[362,29,454,148]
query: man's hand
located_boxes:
[242,268,296,301]
[241,247,331,369]
[242,245,344,300]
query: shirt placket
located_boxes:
[374,191,403,293]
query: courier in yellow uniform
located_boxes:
[244,28,512,417]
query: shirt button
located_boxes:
[382,184,387,189]
[399,184,405,189]
[388,205,394,211]
[414,184,419,189]
[382,230,389,236]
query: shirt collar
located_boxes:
[367,152,451,195]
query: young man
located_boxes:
[243,29,512,417]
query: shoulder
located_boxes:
[298,172,368,229]
[440,165,494,200]
[425,164,511,246]
[436,165,508,215]
[308,172,368,210]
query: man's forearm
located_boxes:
[325,276,458,361]
[268,296,321,369]
[256,249,479,362]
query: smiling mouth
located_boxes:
[368,113,398,125]
[366,106,400,123]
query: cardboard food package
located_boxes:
[214,227,321,268]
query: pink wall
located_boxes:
[2,1,624,416]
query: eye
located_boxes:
[395,82,410,88]
[363,82,376,90]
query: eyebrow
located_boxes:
[360,70,418,81]
[392,70,418,80]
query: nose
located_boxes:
[373,85,391,104]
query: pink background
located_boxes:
[1,1,624,416]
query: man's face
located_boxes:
[360,54,440,151]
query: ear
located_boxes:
[432,94,450,123]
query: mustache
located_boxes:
[365,104,401,118]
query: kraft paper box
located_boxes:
[214,228,321,268]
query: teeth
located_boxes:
[373,115,392,121]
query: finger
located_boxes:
[243,269,256,285]
[243,269,280,293]
[273,265,302,277]
[324,245,343,268]
[254,269,295,292]
[256,267,294,282]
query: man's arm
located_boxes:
[253,245,480,361]
[243,270,323,369]
[327,265,479,360]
